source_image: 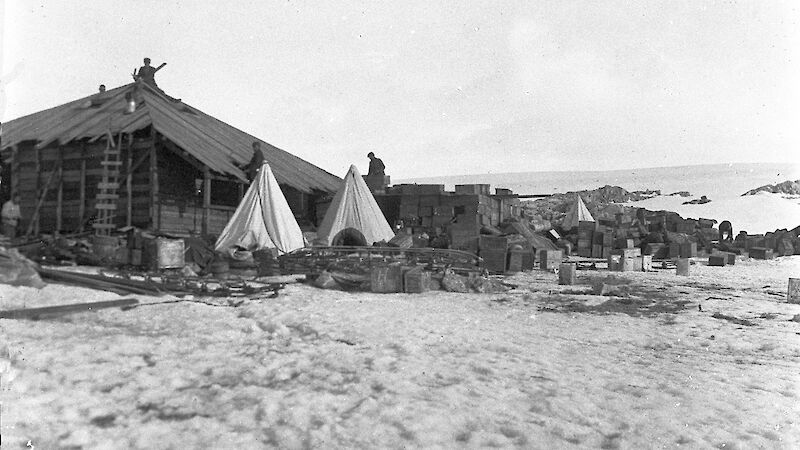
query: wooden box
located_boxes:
[539,250,563,270]
[143,237,185,270]
[507,251,523,273]
[479,235,508,251]
[679,242,697,258]
[749,247,775,260]
[615,248,641,258]
[404,267,431,293]
[371,263,404,293]
[559,263,577,285]
[481,249,507,274]
[708,254,727,266]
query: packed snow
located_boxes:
[2,256,799,448]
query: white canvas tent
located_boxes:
[316,165,395,246]
[214,163,305,254]
[562,194,595,230]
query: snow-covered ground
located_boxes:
[626,191,800,234]
[2,256,800,448]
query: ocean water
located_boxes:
[400,163,800,201]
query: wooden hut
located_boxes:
[0,82,340,237]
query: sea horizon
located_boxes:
[397,162,800,201]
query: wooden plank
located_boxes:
[100,160,123,166]
[92,223,117,229]
[95,203,117,210]
[0,298,139,320]
[95,193,120,200]
[97,182,119,189]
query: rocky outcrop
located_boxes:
[742,180,800,196]
[521,185,658,228]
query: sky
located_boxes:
[1,0,798,179]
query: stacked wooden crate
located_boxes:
[608,247,644,272]
[577,221,595,257]
[479,235,508,274]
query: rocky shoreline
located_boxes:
[742,179,800,196]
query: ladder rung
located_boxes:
[101,161,123,166]
[95,194,119,200]
[97,182,119,189]
[92,223,117,229]
[95,203,117,210]
[104,150,120,155]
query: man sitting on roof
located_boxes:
[241,141,265,182]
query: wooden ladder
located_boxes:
[93,132,123,235]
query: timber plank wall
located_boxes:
[12,137,154,234]
[6,134,325,237]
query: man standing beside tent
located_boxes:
[241,141,265,182]
[215,162,305,255]
[2,193,22,238]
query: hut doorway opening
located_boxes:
[332,228,367,246]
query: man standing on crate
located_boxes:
[2,193,22,238]
[367,152,385,177]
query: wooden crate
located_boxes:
[539,250,563,270]
[749,247,774,260]
[679,242,697,258]
[404,267,431,293]
[143,237,185,270]
[479,235,508,251]
[480,249,507,274]
[708,254,727,266]
[371,264,404,293]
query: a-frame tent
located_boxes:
[562,194,595,231]
[315,165,395,246]
[215,163,305,254]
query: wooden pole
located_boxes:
[126,134,133,227]
[56,146,64,233]
[203,167,211,235]
[149,130,159,230]
[78,142,87,233]
[11,145,19,197]
[34,144,41,235]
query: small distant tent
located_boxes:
[214,163,305,254]
[316,165,395,246]
[562,194,595,231]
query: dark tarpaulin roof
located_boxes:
[1,82,341,193]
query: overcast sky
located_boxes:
[1,0,798,179]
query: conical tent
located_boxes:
[214,163,305,254]
[316,165,395,246]
[562,194,595,230]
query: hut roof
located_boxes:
[1,82,340,193]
